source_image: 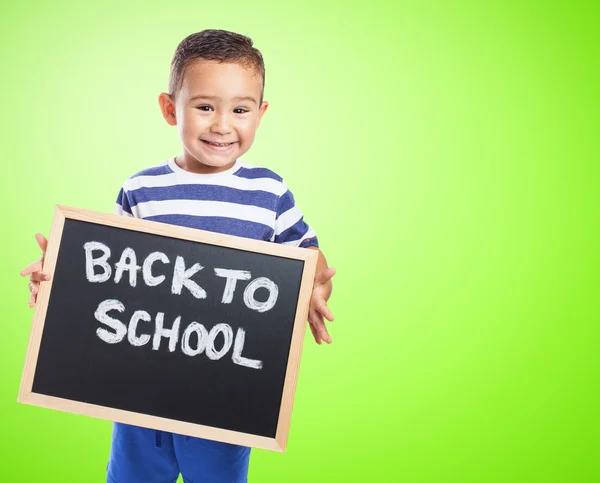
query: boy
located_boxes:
[21,29,335,482]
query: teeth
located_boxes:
[206,141,232,147]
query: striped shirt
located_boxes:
[114,157,319,248]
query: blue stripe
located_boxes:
[144,215,275,241]
[127,184,277,211]
[116,189,133,215]
[131,164,174,178]
[299,237,319,249]
[234,167,283,181]
[276,190,296,218]
[275,217,311,244]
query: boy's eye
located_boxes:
[234,108,249,114]
[196,105,213,111]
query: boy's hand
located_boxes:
[308,267,336,345]
[20,233,51,308]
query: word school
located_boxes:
[94,300,263,370]
[84,241,279,370]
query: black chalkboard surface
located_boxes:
[19,205,317,451]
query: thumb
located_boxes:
[315,267,336,285]
[35,233,48,255]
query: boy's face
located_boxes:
[159,60,268,174]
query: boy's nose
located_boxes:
[210,114,233,134]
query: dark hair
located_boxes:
[168,29,266,103]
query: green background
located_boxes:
[1,0,598,481]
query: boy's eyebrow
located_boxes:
[189,95,257,104]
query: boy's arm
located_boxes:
[306,246,336,345]
[272,182,335,343]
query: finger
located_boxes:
[315,267,336,285]
[308,311,322,344]
[317,301,335,322]
[310,308,332,344]
[312,292,335,321]
[20,259,43,277]
[307,318,321,345]
[30,272,51,282]
[28,293,36,308]
[29,282,39,295]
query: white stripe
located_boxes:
[133,200,275,227]
[123,170,286,196]
[275,206,303,236]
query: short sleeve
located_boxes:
[114,187,135,217]
[273,185,319,248]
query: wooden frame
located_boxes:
[18,205,318,452]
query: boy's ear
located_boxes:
[257,101,269,127]
[158,93,177,126]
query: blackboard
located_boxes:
[18,205,317,452]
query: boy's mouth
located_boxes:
[201,140,236,147]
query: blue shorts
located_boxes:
[106,423,251,483]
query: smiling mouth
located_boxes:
[201,140,236,147]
